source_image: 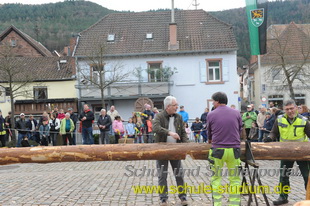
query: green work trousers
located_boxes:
[209,148,241,206]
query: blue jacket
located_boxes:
[178,111,189,123]
[264,114,275,132]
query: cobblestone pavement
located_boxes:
[0,156,307,206]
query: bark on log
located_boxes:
[0,142,309,166]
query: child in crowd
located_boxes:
[112,116,124,144]
[126,118,136,138]
[21,135,30,147]
[191,117,203,143]
[146,115,153,143]
[185,123,191,141]
[249,122,258,142]
[39,118,50,146]
[135,117,144,143]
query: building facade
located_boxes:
[73,10,240,120]
[253,22,310,108]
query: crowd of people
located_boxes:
[242,102,310,143]
[0,106,78,147]
[0,95,309,206]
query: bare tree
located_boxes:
[78,43,131,108]
[0,45,36,143]
[264,23,310,100]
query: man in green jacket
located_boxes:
[242,105,257,139]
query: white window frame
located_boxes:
[206,59,222,83]
[147,61,163,82]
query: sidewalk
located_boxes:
[0,156,306,205]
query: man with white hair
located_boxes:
[153,96,188,206]
[97,109,112,144]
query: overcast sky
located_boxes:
[2,0,247,12]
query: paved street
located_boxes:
[0,156,307,206]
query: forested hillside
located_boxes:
[0,0,116,51]
[0,0,309,64]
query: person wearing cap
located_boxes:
[16,113,28,147]
[0,110,6,147]
[242,105,257,140]
[177,105,189,123]
[68,108,78,145]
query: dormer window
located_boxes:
[146,33,153,40]
[10,39,16,47]
[107,34,115,42]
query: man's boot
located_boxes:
[273,196,288,205]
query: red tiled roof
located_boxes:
[74,10,237,56]
[0,57,75,82]
[262,22,310,64]
[0,25,53,57]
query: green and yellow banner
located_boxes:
[245,0,268,55]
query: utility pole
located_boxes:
[192,0,199,10]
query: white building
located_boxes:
[73,10,239,120]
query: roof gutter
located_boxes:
[74,48,238,58]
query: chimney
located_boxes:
[168,0,179,50]
[69,36,77,56]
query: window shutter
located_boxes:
[199,61,207,82]
[222,60,229,82]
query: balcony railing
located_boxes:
[78,81,171,99]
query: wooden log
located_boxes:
[0,142,309,166]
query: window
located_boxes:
[34,87,47,100]
[272,69,280,81]
[146,33,153,39]
[91,64,104,84]
[148,62,163,82]
[5,87,10,96]
[295,94,305,105]
[268,95,283,108]
[207,59,222,82]
[107,34,115,42]
[10,39,16,47]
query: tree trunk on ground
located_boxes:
[0,142,309,166]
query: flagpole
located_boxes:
[258,54,262,106]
